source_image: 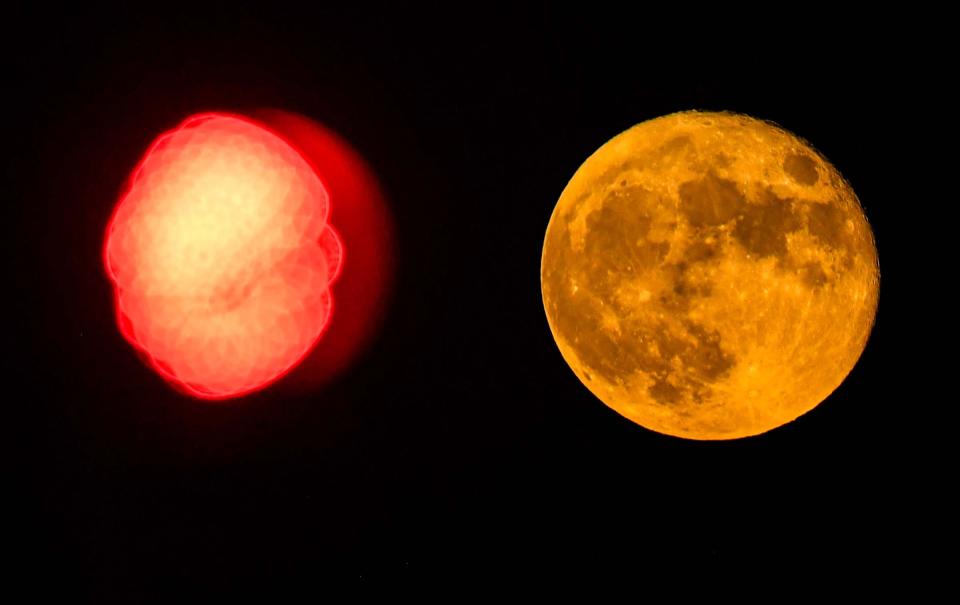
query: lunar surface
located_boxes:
[541,111,879,439]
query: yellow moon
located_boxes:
[541,111,879,440]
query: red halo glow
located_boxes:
[257,110,395,394]
[104,112,344,400]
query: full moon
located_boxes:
[541,111,879,440]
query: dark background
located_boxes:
[8,4,928,597]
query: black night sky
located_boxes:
[8,4,935,597]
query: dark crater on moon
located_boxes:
[578,185,671,290]
[680,173,803,260]
[806,201,850,252]
[784,152,819,185]
[731,189,803,258]
[545,183,738,407]
[678,173,743,228]
[677,173,856,282]
[545,167,858,409]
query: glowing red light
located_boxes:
[104,113,343,399]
